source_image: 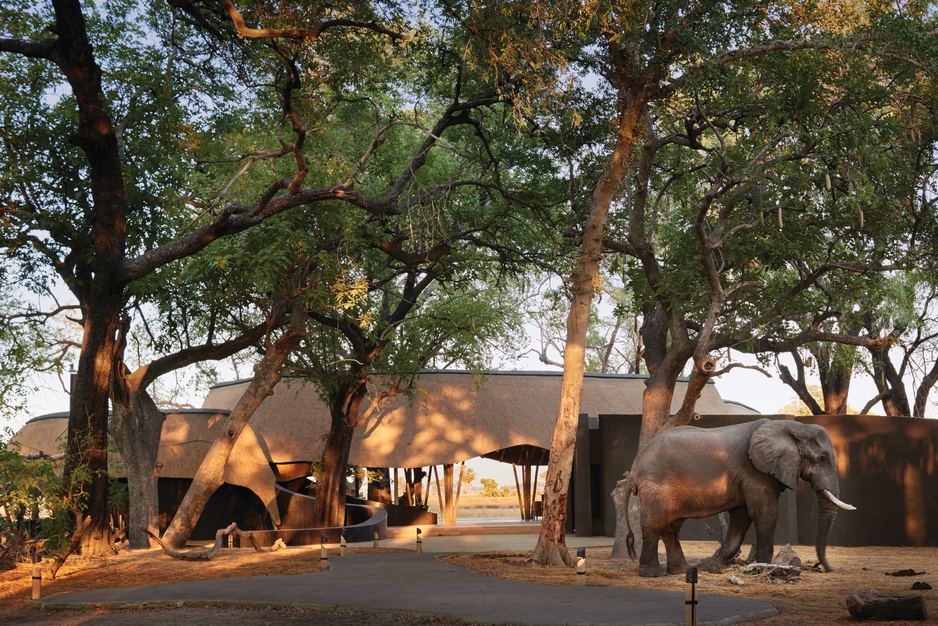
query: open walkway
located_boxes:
[33,534,778,625]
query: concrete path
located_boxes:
[33,537,778,625]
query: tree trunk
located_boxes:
[161,302,307,549]
[913,358,938,417]
[110,387,165,549]
[638,374,678,449]
[816,343,854,414]
[63,294,122,557]
[310,387,365,529]
[868,340,911,416]
[51,0,130,560]
[532,98,643,566]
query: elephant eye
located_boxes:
[818,453,827,463]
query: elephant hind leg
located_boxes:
[638,527,667,577]
[663,520,690,575]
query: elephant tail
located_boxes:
[625,476,637,560]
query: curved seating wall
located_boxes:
[248,484,388,547]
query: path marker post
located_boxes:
[576,547,586,586]
[685,567,698,626]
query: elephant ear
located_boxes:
[749,420,800,490]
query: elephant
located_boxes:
[624,418,856,577]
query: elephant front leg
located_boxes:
[700,507,750,573]
[751,500,778,564]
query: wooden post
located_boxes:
[320,534,328,567]
[522,463,533,520]
[433,465,445,521]
[576,547,586,586]
[685,567,698,626]
[453,461,465,522]
[340,531,347,556]
[416,527,423,553]
[846,593,927,620]
[374,529,379,548]
[512,464,524,520]
[443,464,454,525]
[31,566,41,600]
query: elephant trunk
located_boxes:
[815,493,839,572]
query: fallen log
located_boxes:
[140,523,286,561]
[845,593,928,621]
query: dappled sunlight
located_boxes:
[903,462,926,545]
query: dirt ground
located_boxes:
[1,541,935,625]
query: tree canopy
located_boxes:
[2,0,936,569]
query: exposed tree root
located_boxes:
[141,523,287,561]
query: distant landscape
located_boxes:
[426,495,524,519]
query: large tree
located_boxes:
[445,0,938,565]
[0,0,412,557]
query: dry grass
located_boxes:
[0,545,397,611]
[444,542,937,625]
[0,541,935,624]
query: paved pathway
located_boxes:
[34,547,778,625]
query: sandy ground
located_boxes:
[1,541,935,625]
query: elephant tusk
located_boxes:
[822,489,857,511]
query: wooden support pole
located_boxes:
[433,465,445,522]
[522,463,533,520]
[443,463,454,525]
[512,464,524,520]
[453,461,465,522]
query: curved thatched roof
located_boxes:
[11,409,281,526]
[13,370,755,481]
[10,412,68,458]
[201,370,754,469]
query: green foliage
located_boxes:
[0,431,70,560]
[479,477,512,498]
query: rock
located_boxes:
[772,544,801,567]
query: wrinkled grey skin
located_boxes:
[625,418,850,577]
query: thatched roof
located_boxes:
[12,370,755,480]
[201,370,755,469]
[157,410,281,525]
[10,412,68,458]
[11,410,281,526]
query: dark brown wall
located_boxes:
[594,414,938,547]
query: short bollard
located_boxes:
[320,534,329,567]
[31,566,41,600]
[374,529,379,548]
[340,530,347,556]
[416,527,423,553]
[685,567,698,626]
[576,547,586,586]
